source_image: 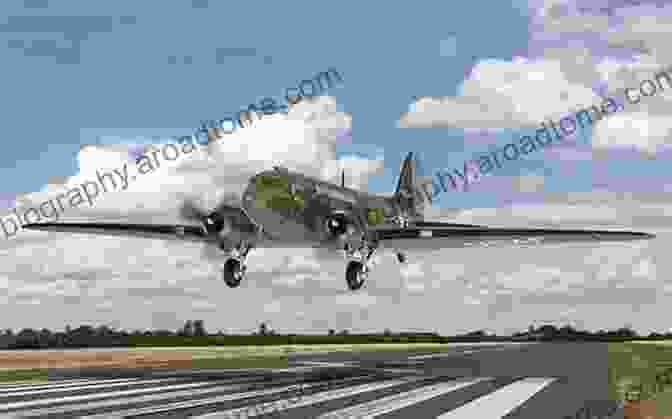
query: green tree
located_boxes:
[181,320,194,337]
[193,320,206,337]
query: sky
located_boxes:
[1,0,672,336]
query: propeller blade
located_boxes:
[179,192,237,221]
[178,194,245,265]
[216,216,233,238]
[178,199,208,222]
[212,192,241,213]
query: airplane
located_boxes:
[24,152,655,291]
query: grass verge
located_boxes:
[608,342,672,416]
[0,368,49,383]
[0,342,516,383]
[651,387,672,416]
[135,342,519,358]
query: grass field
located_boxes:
[608,341,672,416]
[0,357,290,384]
[0,343,497,383]
[130,342,508,357]
[651,387,672,415]
[0,368,50,383]
[630,340,672,346]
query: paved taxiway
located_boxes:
[0,342,624,418]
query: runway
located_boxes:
[0,342,624,418]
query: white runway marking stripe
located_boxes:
[0,377,145,393]
[408,352,461,360]
[300,361,357,368]
[15,380,260,418]
[380,369,425,374]
[408,348,500,360]
[0,379,221,412]
[82,376,380,418]
[156,366,315,373]
[0,378,97,390]
[317,377,491,418]
[436,377,556,418]
[0,377,179,397]
[408,348,494,359]
[191,377,425,419]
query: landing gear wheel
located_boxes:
[346,260,367,291]
[396,252,406,263]
[223,258,244,288]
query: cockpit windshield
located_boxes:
[254,174,305,211]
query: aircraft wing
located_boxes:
[23,221,208,243]
[371,222,655,250]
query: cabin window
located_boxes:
[255,175,305,211]
[367,208,385,225]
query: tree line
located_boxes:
[0,322,667,350]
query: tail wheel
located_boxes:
[346,261,366,290]
[223,258,244,288]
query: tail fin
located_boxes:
[394,152,433,219]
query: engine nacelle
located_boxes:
[322,213,363,244]
[203,212,232,236]
[325,213,349,237]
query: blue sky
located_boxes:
[1,0,532,208]
[3,0,669,212]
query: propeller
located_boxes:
[178,199,210,223]
[178,194,240,259]
[179,198,231,262]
